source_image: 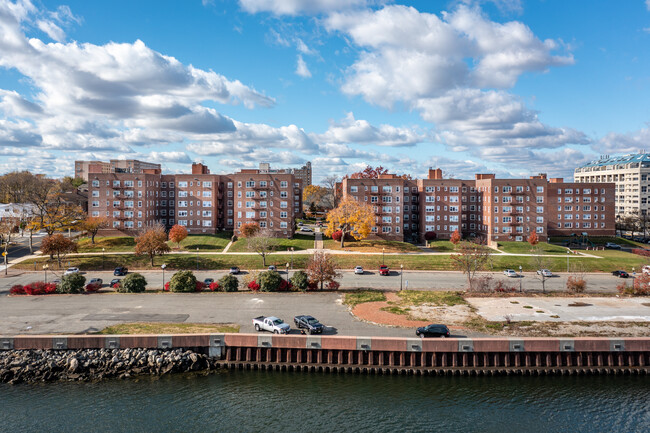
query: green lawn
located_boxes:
[550,236,648,249]
[77,236,135,253]
[322,238,421,253]
[343,290,386,308]
[497,241,567,254]
[228,234,315,252]
[95,322,240,334]
[395,290,467,307]
[16,246,648,273]
[425,240,456,252]
[172,233,232,251]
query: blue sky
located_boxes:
[1,0,650,183]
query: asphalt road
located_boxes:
[0,269,626,294]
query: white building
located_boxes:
[574,153,650,218]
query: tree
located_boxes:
[40,233,77,267]
[450,239,492,291]
[324,197,375,248]
[247,228,278,266]
[218,274,239,292]
[59,273,86,294]
[290,270,309,292]
[26,179,85,236]
[531,245,552,293]
[169,270,197,292]
[303,185,328,209]
[321,175,340,209]
[527,232,539,247]
[450,229,461,245]
[306,251,341,290]
[134,223,171,266]
[240,222,261,238]
[119,273,147,293]
[80,216,108,244]
[0,171,43,204]
[347,165,412,180]
[168,224,188,248]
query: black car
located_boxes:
[294,315,324,335]
[114,266,128,276]
[612,270,629,278]
[416,324,450,338]
[229,267,240,275]
[110,278,121,288]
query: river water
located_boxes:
[1,371,648,432]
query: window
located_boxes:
[280,211,288,218]
[536,206,544,213]
[382,186,392,193]
[246,181,255,188]
[280,201,288,208]
[178,181,188,187]
[178,201,187,207]
[536,186,544,193]
[350,186,358,193]
[280,181,288,188]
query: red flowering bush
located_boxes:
[307,281,319,291]
[44,283,57,294]
[331,230,343,241]
[209,282,220,291]
[112,282,121,290]
[327,280,340,290]
[631,248,650,257]
[278,280,292,292]
[85,283,101,293]
[9,284,25,295]
[195,281,206,292]
[248,281,260,292]
[164,282,170,291]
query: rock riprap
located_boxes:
[0,348,214,384]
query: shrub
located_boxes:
[59,273,86,294]
[327,280,340,290]
[566,276,586,293]
[25,281,48,295]
[208,282,220,292]
[258,270,283,292]
[112,282,121,290]
[617,274,650,296]
[307,281,318,291]
[290,270,309,292]
[218,274,239,292]
[169,270,197,293]
[9,284,25,295]
[424,231,437,241]
[278,279,292,292]
[44,283,57,294]
[85,283,101,293]
[164,282,170,291]
[331,230,343,242]
[195,281,206,292]
[248,281,260,292]
[119,273,148,293]
[631,248,650,257]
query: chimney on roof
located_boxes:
[428,168,443,180]
[192,163,210,175]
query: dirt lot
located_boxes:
[351,292,650,337]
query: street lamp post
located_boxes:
[286,263,290,283]
[161,264,167,290]
[196,247,199,271]
[290,247,294,269]
[632,267,636,288]
[519,265,523,292]
[43,264,48,284]
[2,251,7,276]
[102,247,105,270]
[566,250,570,273]
[400,264,404,291]
[382,248,385,265]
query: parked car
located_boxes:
[503,269,518,277]
[88,278,103,286]
[297,222,304,226]
[204,278,214,286]
[268,265,277,271]
[612,270,629,278]
[229,266,240,275]
[252,316,290,334]
[300,227,313,232]
[110,278,121,288]
[294,315,324,335]
[536,269,552,277]
[379,265,390,276]
[114,266,128,276]
[643,265,650,275]
[416,324,450,338]
[354,266,364,275]
[63,267,80,276]
[605,242,622,250]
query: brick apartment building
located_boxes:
[88,162,302,238]
[341,168,615,243]
[75,159,162,182]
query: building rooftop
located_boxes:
[576,153,650,169]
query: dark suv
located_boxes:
[114,266,128,276]
[416,324,451,338]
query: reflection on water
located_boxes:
[0,371,649,433]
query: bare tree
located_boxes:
[531,245,552,293]
[247,228,278,267]
[450,238,492,291]
[321,175,340,209]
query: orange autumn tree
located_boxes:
[527,232,539,247]
[80,216,108,244]
[240,222,261,238]
[40,233,77,267]
[324,197,375,248]
[135,223,171,266]
[168,224,188,248]
[450,229,461,246]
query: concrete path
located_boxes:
[222,240,233,253]
[314,232,323,250]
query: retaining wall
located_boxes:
[2,334,649,376]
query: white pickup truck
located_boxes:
[252,316,291,334]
